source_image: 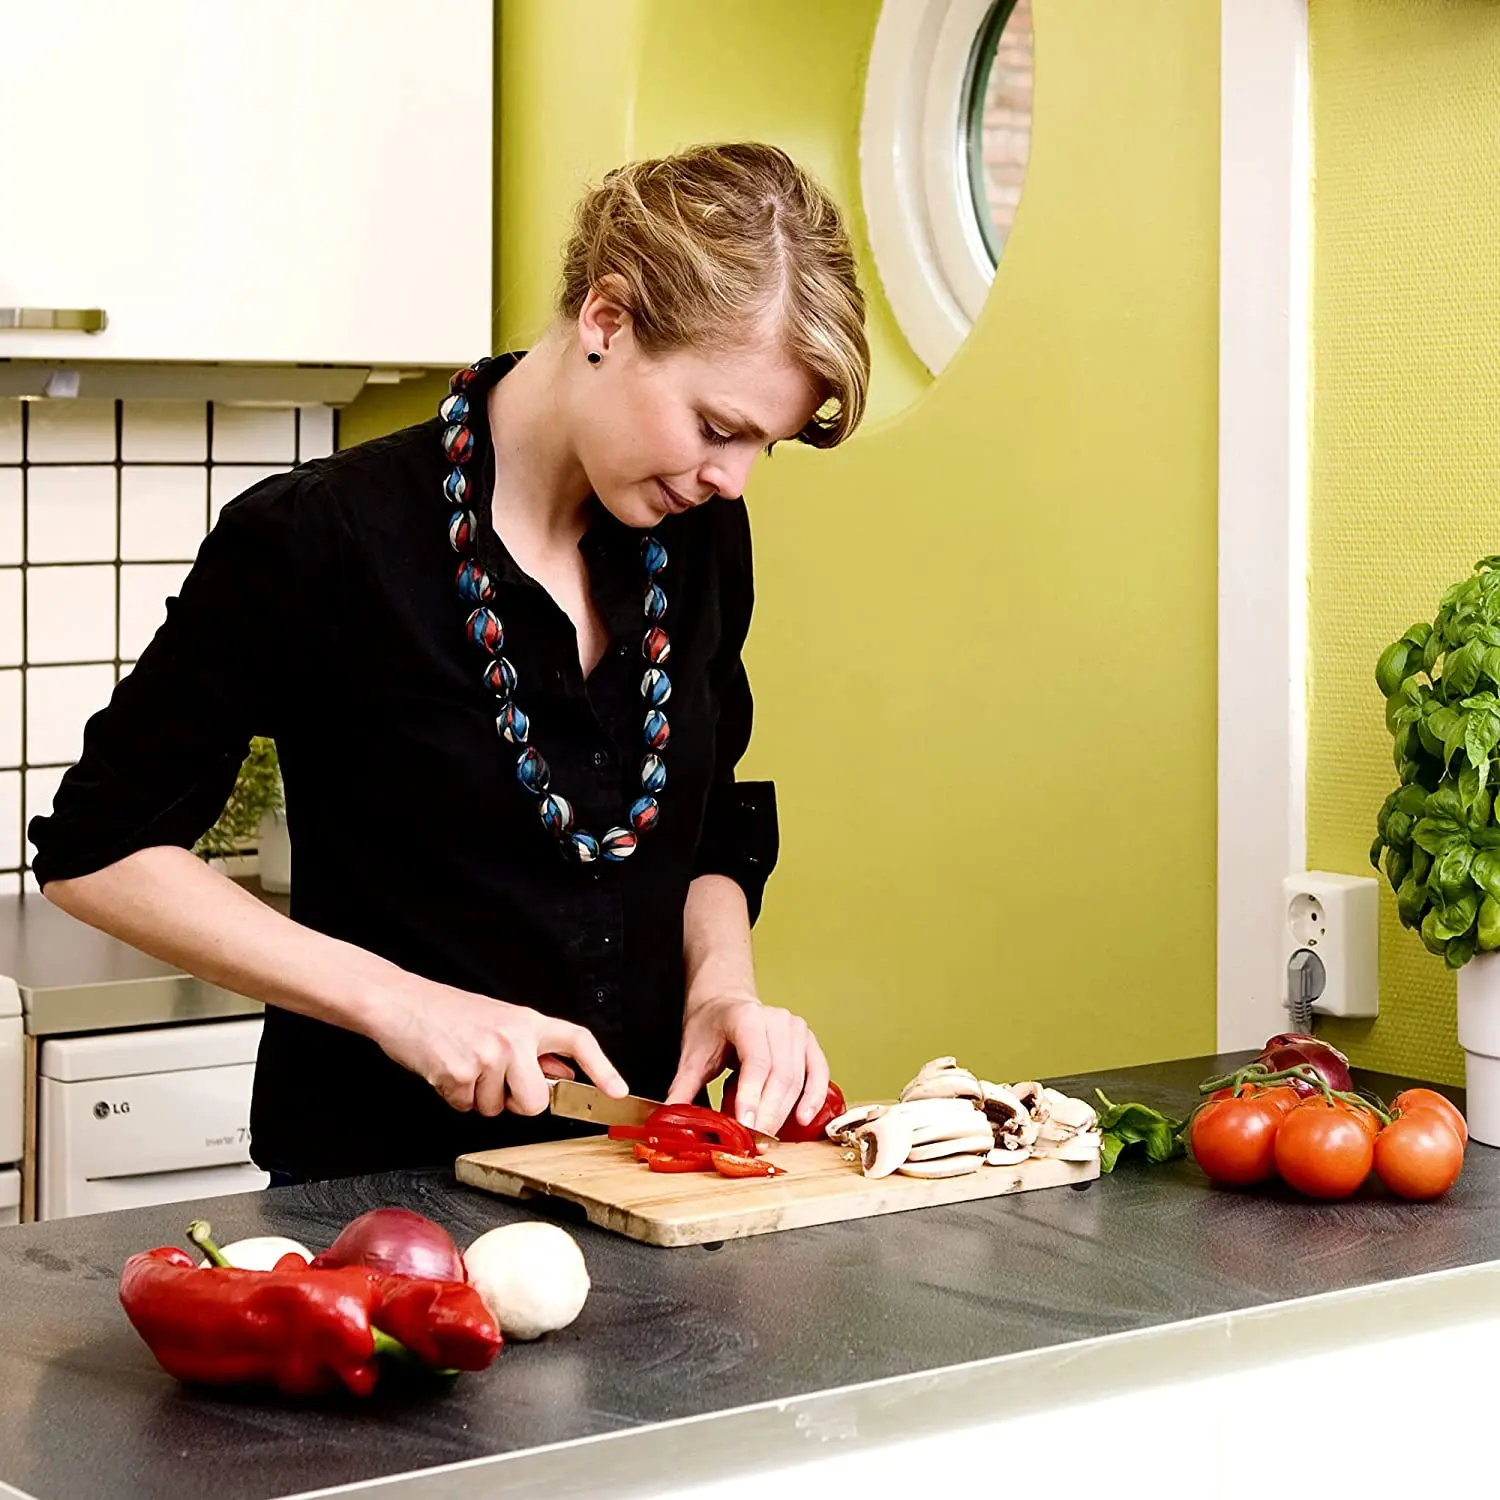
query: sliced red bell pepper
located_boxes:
[710,1151,784,1178]
[643,1103,757,1158]
[645,1150,715,1173]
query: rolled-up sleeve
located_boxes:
[691,503,779,924]
[28,474,312,886]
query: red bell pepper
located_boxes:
[710,1151,784,1178]
[645,1150,716,1173]
[642,1103,757,1157]
[370,1276,501,1372]
[119,1247,387,1397]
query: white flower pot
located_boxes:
[256,809,292,895]
[1457,950,1500,1146]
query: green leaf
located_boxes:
[1404,622,1434,649]
[1424,629,1444,676]
[1433,840,1475,901]
[1479,896,1500,953]
[1474,850,1500,903]
[1093,1092,1185,1173]
[1412,816,1464,855]
[1413,844,1434,883]
[1397,872,1428,928]
[1429,891,1479,942]
[1384,845,1410,893]
[1422,907,1454,955]
[1484,648,1500,688]
[1447,640,1486,697]
[1447,930,1480,969]
[1428,786,1467,821]
[1376,641,1411,698]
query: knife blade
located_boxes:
[548,1078,780,1148]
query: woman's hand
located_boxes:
[665,993,831,1137]
[369,978,628,1117]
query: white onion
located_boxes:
[463,1222,590,1341]
[198,1235,312,1270]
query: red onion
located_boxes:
[1257,1033,1353,1096]
[309,1208,465,1282]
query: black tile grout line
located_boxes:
[0,557,206,570]
[205,400,215,536]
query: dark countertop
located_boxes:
[0,1052,1488,1500]
[0,879,278,1034]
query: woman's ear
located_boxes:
[578,278,635,356]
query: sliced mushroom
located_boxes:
[985,1144,1031,1167]
[824,1103,887,1142]
[1009,1081,1049,1124]
[911,1055,960,1080]
[980,1084,1041,1150]
[1033,1129,1102,1163]
[896,1153,986,1179]
[906,1130,995,1162]
[853,1113,915,1178]
[884,1098,987,1131]
[900,1069,984,1103]
[1040,1089,1098,1133]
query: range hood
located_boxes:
[0,361,430,406]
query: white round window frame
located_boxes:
[861,0,1008,376]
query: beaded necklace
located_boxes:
[440,358,669,864]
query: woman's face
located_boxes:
[569,297,824,530]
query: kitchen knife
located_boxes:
[548,1078,780,1148]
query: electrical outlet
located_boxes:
[1280,872,1379,1019]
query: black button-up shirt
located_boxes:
[28,354,778,1179]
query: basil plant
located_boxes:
[1372,556,1500,969]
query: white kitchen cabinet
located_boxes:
[0,1,491,367]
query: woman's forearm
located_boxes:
[41,845,409,1039]
[682,873,759,1012]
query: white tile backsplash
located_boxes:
[0,572,20,668]
[210,464,289,526]
[299,405,335,460]
[26,666,115,765]
[121,467,207,560]
[26,467,117,563]
[26,400,116,463]
[212,406,295,462]
[24,766,66,857]
[0,469,20,566]
[122,402,209,462]
[120,562,192,660]
[0,670,19,766]
[0,771,19,867]
[27,564,116,664]
[0,873,20,896]
[4,396,333,874]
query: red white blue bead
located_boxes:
[442,357,673,864]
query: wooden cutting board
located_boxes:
[455,1133,1098,1247]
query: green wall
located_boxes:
[1307,1,1500,1086]
[346,0,1222,1099]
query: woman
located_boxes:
[28,142,870,1184]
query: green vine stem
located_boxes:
[1196,1063,1392,1127]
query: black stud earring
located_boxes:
[587,351,602,366]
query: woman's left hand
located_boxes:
[665,994,831,1137]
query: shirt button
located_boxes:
[593,986,609,1004]
[618,642,630,658]
[592,751,608,768]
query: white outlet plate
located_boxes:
[1280,871,1379,1019]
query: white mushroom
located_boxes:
[1040,1089,1098,1133]
[911,1056,960,1080]
[900,1069,984,1103]
[980,1084,1041,1151]
[1032,1129,1102,1164]
[824,1103,887,1142]
[1009,1081,1049,1125]
[463,1222,589,1341]
[985,1144,1031,1167]
[854,1113,916,1178]
[887,1098,989,1132]
[896,1153,986,1179]
[906,1130,995,1162]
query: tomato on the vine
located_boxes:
[1390,1088,1468,1147]
[1273,1098,1374,1199]
[1374,1110,1465,1200]
[1190,1093,1284,1186]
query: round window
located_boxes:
[965,0,1033,266]
[861,0,1036,375]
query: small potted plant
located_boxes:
[193,736,290,894]
[1371,555,1500,1144]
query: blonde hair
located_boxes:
[558,142,870,449]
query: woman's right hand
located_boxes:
[370,978,629,1117]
